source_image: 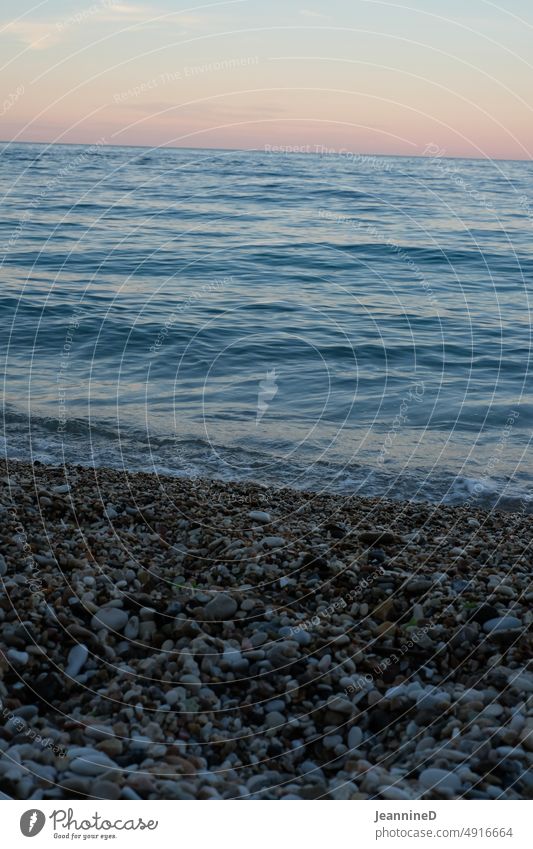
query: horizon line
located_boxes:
[0,138,531,164]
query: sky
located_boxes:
[1,0,532,159]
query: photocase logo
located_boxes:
[20,810,46,837]
[256,368,278,424]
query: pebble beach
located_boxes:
[0,459,531,801]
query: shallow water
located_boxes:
[1,142,532,509]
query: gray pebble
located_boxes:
[483,616,522,634]
[66,644,89,677]
[204,593,237,620]
[91,607,129,632]
[419,768,461,792]
[248,510,271,524]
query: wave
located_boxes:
[1,410,531,513]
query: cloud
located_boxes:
[299,8,328,18]
[2,20,58,50]
[1,3,206,50]
[96,3,206,28]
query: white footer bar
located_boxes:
[3,800,531,848]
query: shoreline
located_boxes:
[0,459,531,800]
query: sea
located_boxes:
[1,142,532,510]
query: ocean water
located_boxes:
[1,142,532,510]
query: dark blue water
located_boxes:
[1,142,532,509]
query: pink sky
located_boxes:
[1,1,532,159]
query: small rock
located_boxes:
[419,768,461,793]
[124,616,139,640]
[416,688,451,711]
[121,787,142,800]
[359,530,399,546]
[248,510,271,524]
[97,738,123,757]
[265,699,285,712]
[204,593,237,620]
[329,781,358,800]
[379,786,412,800]
[368,548,386,564]
[406,578,433,593]
[7,649,29,666]
[264,711,285,729]
[222,646,245,670]
[130,735,152,751]
[69,749,118,777]
[92,780,120,799]
[66,644,89,677]
[481,704,504,718]
[483,616,522,634]
[348,726,363,749]
[261,536,285,548]
[91,607,128,632]
[323,734,343,750]
[249,631,268,648]
[327,696,354,716]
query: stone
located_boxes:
[69,749,118,776]
[261,536,285,548]
[97,738,123,757]
[124,616,139,639]
[359,530,399,546]
[323,734,343,750]
[329,781,358,800]
[6,649,29,666]
[265,699,285,712]
[327,696,354,716]
[222,646,245,670]
[348,726,363,749]
[121,787,142,800]
[165,688,183,706]
[248,511,271,524]
[416,688,451,711]
[264,711,285,729]
[379,786,412,800]
[91,607,128,632]
[92,780,120,799]
[204,593,237,620]
[419,768,461,793]
[406,578,433,592]
[483,616,522,634]
[65,644,89,677]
